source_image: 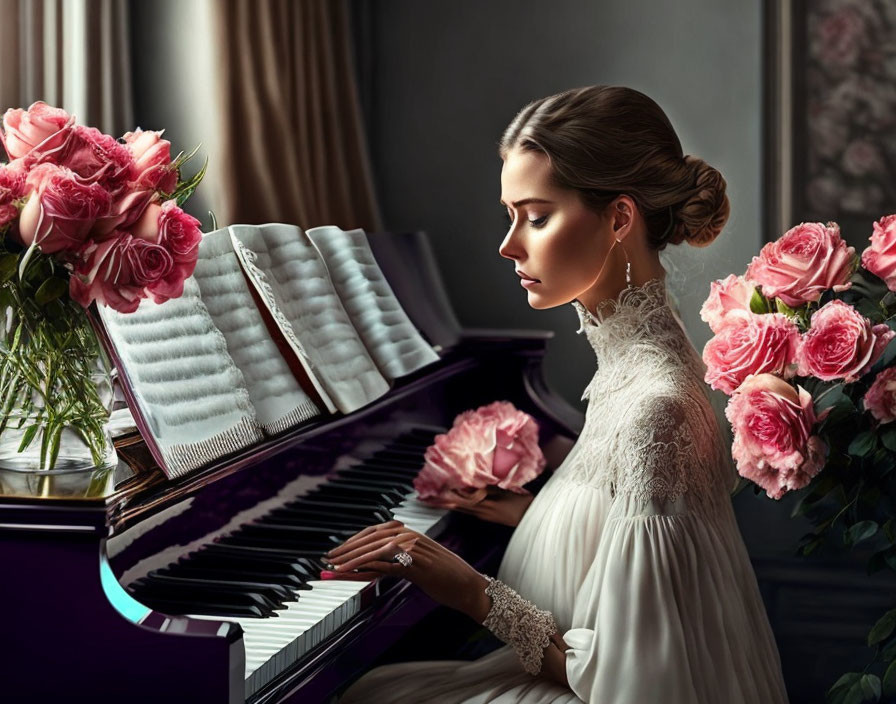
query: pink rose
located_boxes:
[700,274,758,333]
[702,313,800,395]
[69,232,175,313]
[60,125,133,196]
[0,164,25,228]
[17,164,110,254]
[864,367,896,424]
[861,214,896,291]
[123,128,178,193]
[1,101,74,160]
[814,7,866,69]
[725,374,827,500]
[746,221,856,307]
[413,401,545,500]
[93,189,156,238]
[131,200,201,301]
[797,299,894,382]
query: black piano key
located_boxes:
[203,542,331,569]
[335,467,416,484]
[281,499,393,521]
[144,572,296,602]
[220,531,340,553]
[130,596,269,618]
[130,580,280,614]
[306,485,404,507]
[324,476,412,492]
[265,505,389,526]
[153,566,311,591]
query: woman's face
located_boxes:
[499,147,613,309]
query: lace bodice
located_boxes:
[562,278,733,512]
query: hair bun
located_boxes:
[671,155,730,248]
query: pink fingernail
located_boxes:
[320,570,336,579]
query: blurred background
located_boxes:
[2,1,895,701]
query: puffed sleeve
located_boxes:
[562,395,788,704]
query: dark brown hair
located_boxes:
[499,85,730,250]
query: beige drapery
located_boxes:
[209,0,382,231]
[0,0,132,136]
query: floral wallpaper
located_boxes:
[803,0,896,220]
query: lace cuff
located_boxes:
[481,575,558,675]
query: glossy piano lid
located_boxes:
[229,223,390,415]
[305,225,439,381]
[194,229,322,434]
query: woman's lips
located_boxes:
[516,270,541,289]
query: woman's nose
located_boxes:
[498,228,522,261]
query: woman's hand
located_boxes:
[323,520,491,621]
[420,486,535,527]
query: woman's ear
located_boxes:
[611,196,637,241]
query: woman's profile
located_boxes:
[328,85,790,703]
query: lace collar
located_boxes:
[570,277,680,362]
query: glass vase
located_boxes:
[0,278,117,496]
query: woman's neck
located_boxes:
[576,244,666,316]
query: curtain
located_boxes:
[0,0,132,137]
[209,0,382,231]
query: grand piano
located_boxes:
[0,231,582,704]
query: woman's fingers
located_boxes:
[333,537,417,573]
[325,520,405,558]
[328,531,414,566]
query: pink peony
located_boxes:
[702,313,800,395]
[796,299,894,382]
[1,101,74,161]
[861,214,896,291]
[69,232,175,313]
[0,163,25,228]
[413,401,545,501]
[746,221,855,307]
[17,164,110,253]
[123,128,178,193]
[725,374,827,500]
[700,274,758,333]
[60,125,133,196]
[864,367,896,424]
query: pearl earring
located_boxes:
[616,238,632,286]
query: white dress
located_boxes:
[338,278,790,704]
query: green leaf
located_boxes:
[16,424,39,452]
[869,609,896,646]
[815,385,855,427]
[750,287,770,314]
[882,427,896,453]
[860,673,882,701]
[882,639,896,663]
[828,672,863,704]
[172,156,207,208]
[885,660,896,697]
[34,277,67,306]
[0,253,18,282]
[846,520,879,547]
[850,431,877,457]
[775,298,799,317]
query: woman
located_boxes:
[330,85,790,703]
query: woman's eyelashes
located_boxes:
[503,210,549,229]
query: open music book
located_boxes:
[98,224,439,479]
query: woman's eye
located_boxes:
[529,215,548,228]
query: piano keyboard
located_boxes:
[125,427,450,699]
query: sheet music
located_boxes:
[194,229,321,433]
[228,223,390,414]
[306,226,439,380]
[98,278,264,478]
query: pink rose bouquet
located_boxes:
[413,401,545,502]
[0,101,205,471]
